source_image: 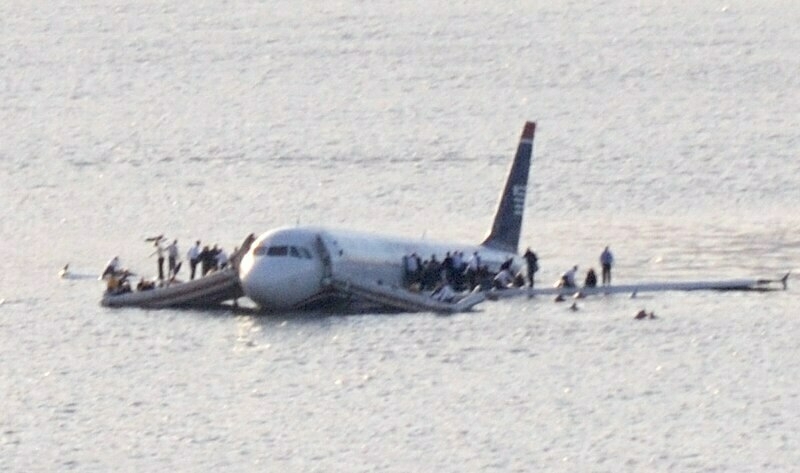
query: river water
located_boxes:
[1,1,799,471]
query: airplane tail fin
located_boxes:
[480,121,535,254]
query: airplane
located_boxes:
[237,121,537,312]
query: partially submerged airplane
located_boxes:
[100,120,788,313]
[101,121,536,313]
[236,121,537,312]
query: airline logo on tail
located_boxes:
[512,184,526,217]
[480,121,535,254]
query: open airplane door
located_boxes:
[314,234,334,287]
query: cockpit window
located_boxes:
[266,246,288,256]
[253,244,314,258]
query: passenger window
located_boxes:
[267,246,288,256]
[290,246,301,258]
[300,247,313,259]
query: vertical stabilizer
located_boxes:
[480,121,535,253]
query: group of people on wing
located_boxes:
[556,246,614,289]
[401,247,541,301]
[102,236,232,295]
[489,247,542,290]
[403,250,499,295]
[399,244,614,300]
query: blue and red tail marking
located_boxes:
[480,121,535,253]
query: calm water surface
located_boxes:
[1,1,799,471]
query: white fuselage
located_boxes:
[238,120,536,312]
[238,226,519,311]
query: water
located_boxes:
[1,1,799,471]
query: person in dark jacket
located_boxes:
[584,268,598,288]
[523,247,538,288]
[198,246,212,276]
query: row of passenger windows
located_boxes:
[253,245,313,259]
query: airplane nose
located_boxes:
[238,250,312,310]
[236,235,326,310]
[239,254,268,299]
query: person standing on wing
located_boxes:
[523,247,539,288]
[600,246,614,286]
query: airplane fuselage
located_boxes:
[239,121,536,312]
[238,226,520,311]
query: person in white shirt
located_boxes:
[467,252,480,272]
[187,240,201,280]
[215,248,229,269]
[166,239,179,278]
[452,251,464,272]
[403,253,420,286]
[465,251,481,290]
[560,265,578,288]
